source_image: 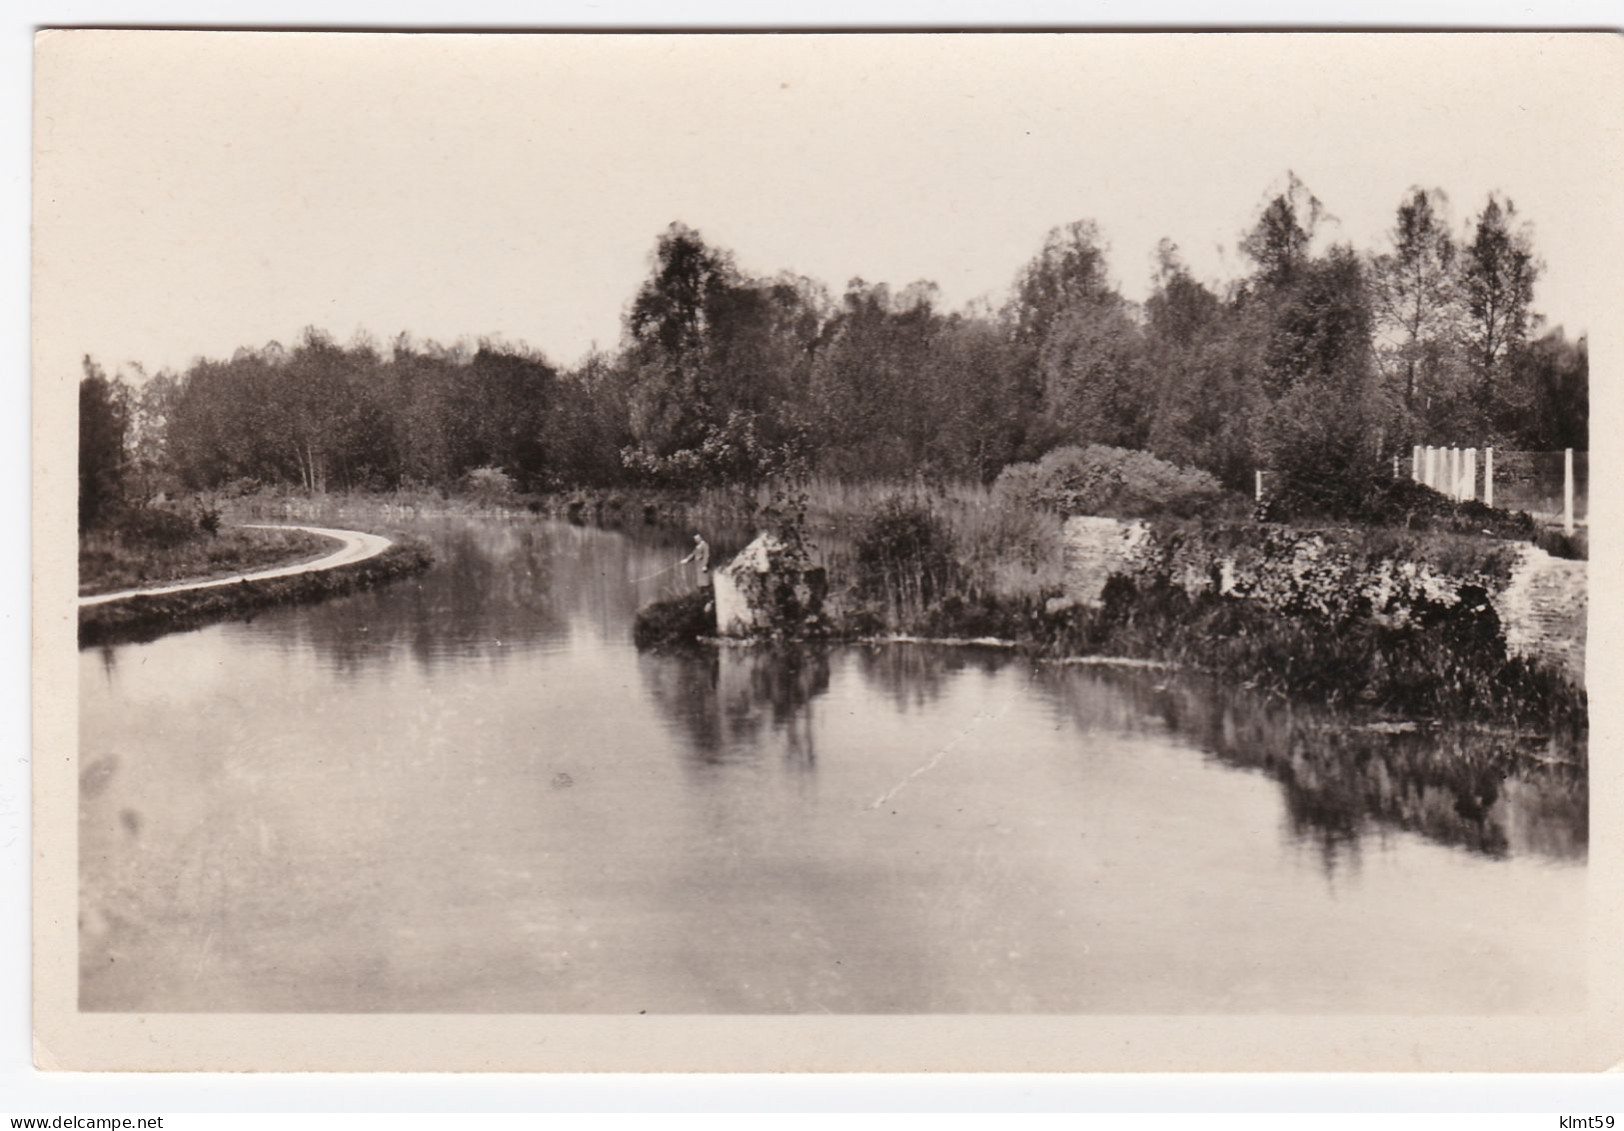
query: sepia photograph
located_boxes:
[30,28,1623,1073]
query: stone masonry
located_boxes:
[1498,546,1587,685]
[1061,516,1587,686]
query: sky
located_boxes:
[33,31,1624,382]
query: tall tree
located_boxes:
[1006,221,1116,347]
[1037,298,1148,450]
[79,357,130,530]
[1371,187,1458,411]
[1004,220,1134,454]
[1239,175,1364,397]
[810,279,942,478]
[623,222,740,461]
[1513,327,1588,450]
[1460,194,1540,422]
[1142,242,1264,488]
[1239,172,1328,291]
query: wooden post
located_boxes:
[1564,448,1575,536]
[1425,446,1437,489]
[1464,448,1476,503]
[1484,447,1494,509]
[1412,445,1423,482]
[1255,469,1264,503]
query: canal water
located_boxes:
[78,517,1588,1013]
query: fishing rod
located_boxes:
[630,560,683,583]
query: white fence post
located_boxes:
[1412,445,1422,482]
[1564,448,1575,535]
[1464,448,1476,503]
[1255,469,1264,504]
[1484,447,1494,508]
[1425,446,1437,489]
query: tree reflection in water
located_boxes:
[643,642,1585,866]
[1036,663,1586,868]
[640,646,830,770]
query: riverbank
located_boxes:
[79,516,333,597]
[79,537,434,648]
[205,482,1582,736]
[635,524,1586,743]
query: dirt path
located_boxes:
[78,525,394,608]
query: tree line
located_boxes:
[80,174,1588,522]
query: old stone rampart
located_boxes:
[1061,517,1586,685]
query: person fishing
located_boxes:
[679,533,711,590]
[682,529,714,611]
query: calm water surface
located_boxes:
[79,518,1587,1013]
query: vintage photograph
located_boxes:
[32,30,1619,1071]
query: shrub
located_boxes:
[195,501,222,536]
[994,444,1225,519]
[462,465,516,500]
[632,590,713,649]
[113,505,200,549]
[1267,470,1540,541]
[853,496,963,608]
[1534,527,1587,561]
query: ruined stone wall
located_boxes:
[713,532,827,638]
[1498,549,1587,684]
[1061,516,1587,685]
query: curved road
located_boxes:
[78,524,394,608]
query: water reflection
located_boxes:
[1099,673,1587,865]
[79,515,1588,1015]
[852,643,1012,711]
[238,519,692,672]
[641,647,829,769]
[641,643,1585,866]
[246,518,1587,864]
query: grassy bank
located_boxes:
[79,538,434,648]
[80,508,334,596]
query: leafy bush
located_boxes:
[632,590,713,649]
[853,496,963,608]
[1534,527,1587,561]
[462,466,516,500]
[994,444,1225,519]
[195,501,222,536]
[113,505,200,549]
[1261,383,1386,521]
[1266,468,1540,541]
